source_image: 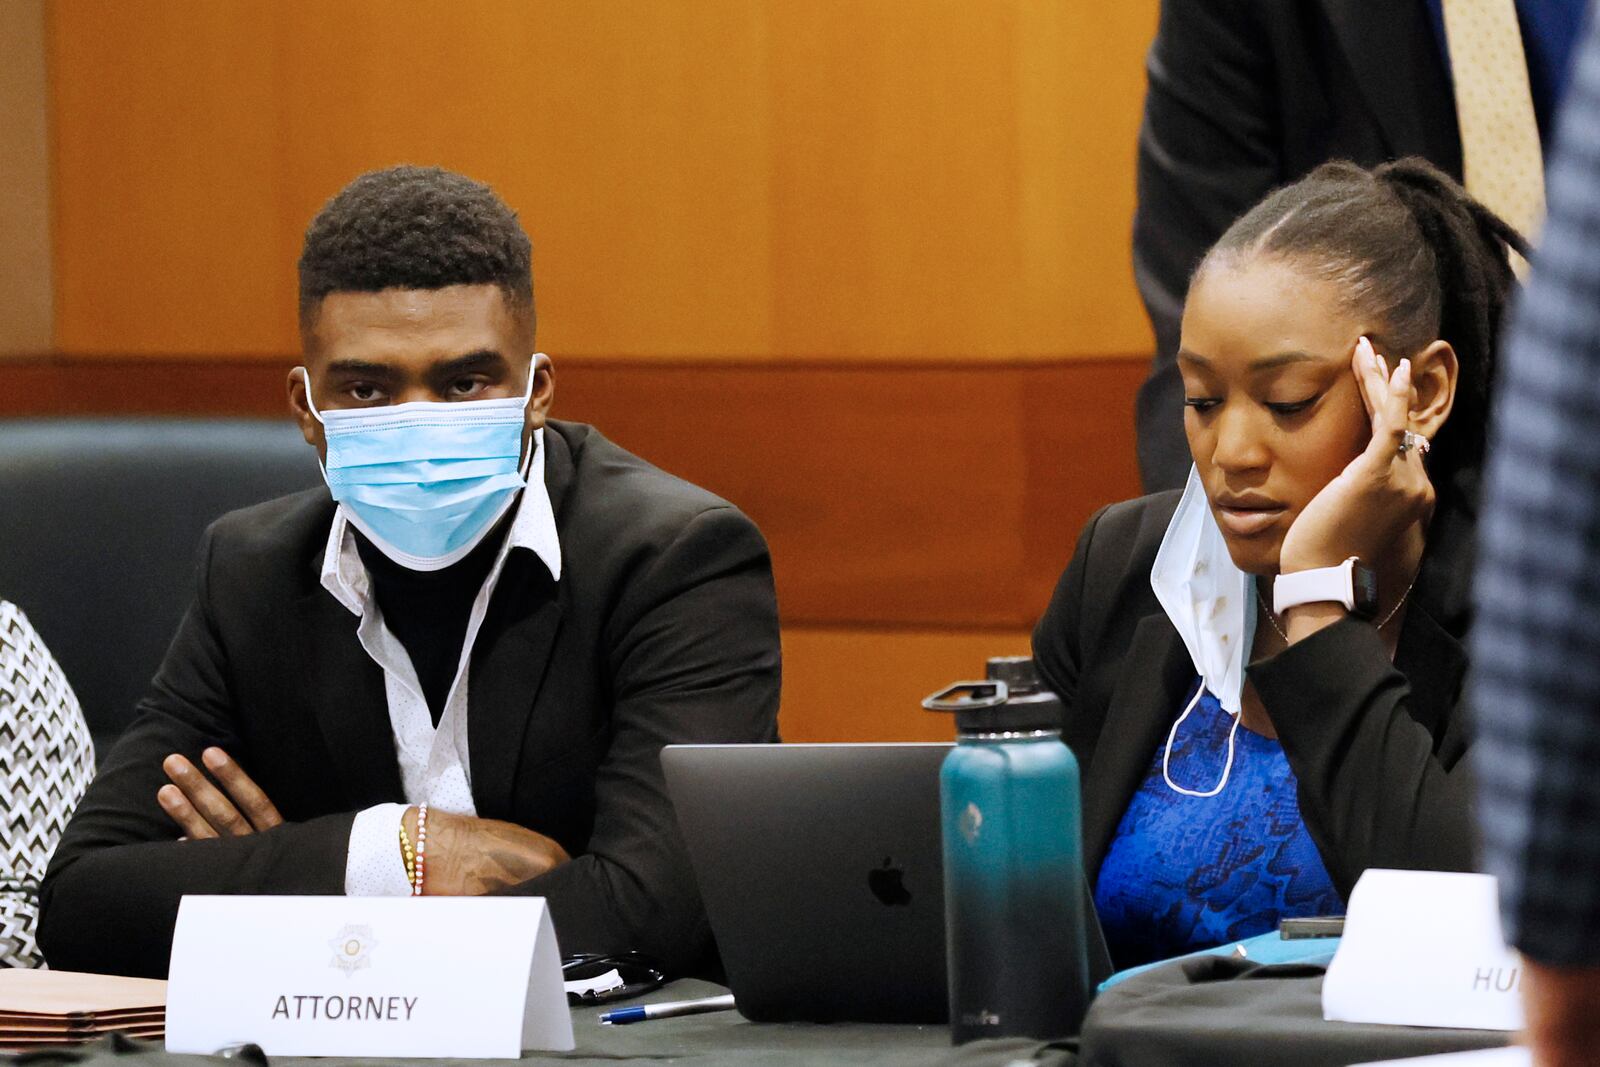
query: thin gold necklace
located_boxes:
[1255,569,1419,644]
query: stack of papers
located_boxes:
[0,969,166,1049]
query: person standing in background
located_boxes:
[1472,8,1600,1065]
[1133,0,1584,492]
[0,601,94,967]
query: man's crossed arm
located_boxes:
[157,747,568,895]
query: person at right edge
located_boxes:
[1033,155,1524,970]
[1132,0,1583,492]
[1472,7,1600,1065]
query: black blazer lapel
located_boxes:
[466,426,575,820]
[1318,0,1463,174]
[467,557,562,821]
[293,589,405,808]
[1082,613,1195,879]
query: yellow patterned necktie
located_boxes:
[1441,0,1546,243]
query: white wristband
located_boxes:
[1274,557,1360,615]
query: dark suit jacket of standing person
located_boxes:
[36,420,782,979]
[1032,491,1478,895]
[1133,0,1462,492]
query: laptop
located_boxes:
[663,742,951,1023]
[662,742,1113,1024]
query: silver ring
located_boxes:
[1398,431,1430,456]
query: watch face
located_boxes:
[1352,562,1380,619]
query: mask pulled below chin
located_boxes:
[1149,466,1257,796]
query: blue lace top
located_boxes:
[1093,679,1343,968]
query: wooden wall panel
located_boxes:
[561,359,1144,626]
[0,356,1142,740]
[47,1,1158,362]
[780,627,1033,743]
[0,356,1143,628]
[33,2,1162,740]
[0,0,51,357]
[48,2,285,356]
[271,4,778,360]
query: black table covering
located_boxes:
[1074,957,1510,1067]
[6,965,1516,1067]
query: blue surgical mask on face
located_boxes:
[302,363,539,571]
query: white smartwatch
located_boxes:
[1272,556,1379,619]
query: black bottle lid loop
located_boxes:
[924,667,1062,735]
[921,681,1009,713]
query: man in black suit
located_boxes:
[1133,0,1582,492]
[37,166,782,979]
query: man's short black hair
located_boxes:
[298,165,533,335]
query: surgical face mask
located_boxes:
[303,364,538,571]
[1149,466,1256,797]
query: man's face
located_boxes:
[288,283,552,462]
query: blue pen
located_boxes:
[599,993,737,1025]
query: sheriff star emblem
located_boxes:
[328,924,377,977]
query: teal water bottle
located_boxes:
[923,656,1091,1044]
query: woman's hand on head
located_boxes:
[1277,337,1435,577]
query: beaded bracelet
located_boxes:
[398,818,417,886]
[413,803,429,897]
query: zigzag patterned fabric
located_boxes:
[0,601,95,968]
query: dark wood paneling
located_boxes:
[0,356,1145,629]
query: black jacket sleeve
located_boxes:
[496,506,781,975]
[1033,506,1110,764]
[1249,617,1476,895]
[1133,0,1281,490]
[37,526,354,978]
[1032,493,1475,898]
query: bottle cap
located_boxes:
[985,656,1040,694]
[923,657,1063,735]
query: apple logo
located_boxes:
[868,857,912,906]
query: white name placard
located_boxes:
[166,896,574,1058]
[1323,869,1524,1032]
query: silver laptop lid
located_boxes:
[662,742,950,1024]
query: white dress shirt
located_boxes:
[328,429,562,896]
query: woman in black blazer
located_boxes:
[1035,158,1525,968]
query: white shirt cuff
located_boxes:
[344,803,414,896]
